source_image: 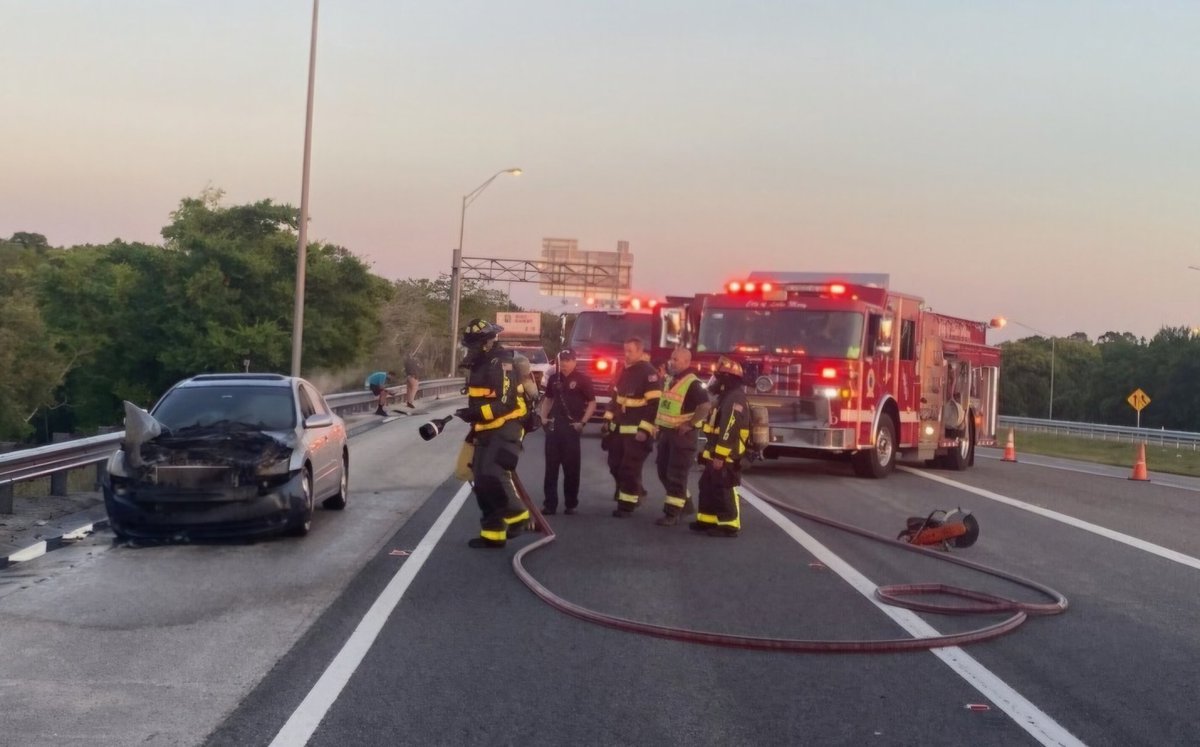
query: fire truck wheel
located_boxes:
[943,418,975,471]
[852,415,896,479]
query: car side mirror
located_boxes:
[304,413,335,429]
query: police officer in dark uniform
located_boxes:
[537,348,597,515]
[603,337,662,517]
[454,319,531,548]
[693,356,751,538]
[653,347,711,526]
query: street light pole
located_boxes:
[447,168,522,375]
[290,0,319,377]
[990,317,1055,420]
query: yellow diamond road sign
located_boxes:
[1127,388,1151,412]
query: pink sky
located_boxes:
[3,1,1198,342]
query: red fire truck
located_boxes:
[558,296,687,411]
[688,272,1000,477]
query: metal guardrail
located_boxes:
[0,378,466,507]
[998,415,1200,450]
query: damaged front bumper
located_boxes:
[103,468,306,540]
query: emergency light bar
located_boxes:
[723,279,853,299]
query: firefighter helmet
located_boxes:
[462,318,503,345]
[714,356,745,379]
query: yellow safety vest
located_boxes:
[655,373,700,429]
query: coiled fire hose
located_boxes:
[508,475,1067,653]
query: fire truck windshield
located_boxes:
[697,309,864,359]
[568,312,652,346]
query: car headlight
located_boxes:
[106,449,131,478]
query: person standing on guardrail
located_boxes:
[537,348,596,516]
[404,351,423,409]
[453,319,531,549]
[365,370,397,416]
[693,356,750,538]
[604,337,662,518]
[653,347,711,527]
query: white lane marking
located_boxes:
[900,467,1200,572]
[740,488,1084,747]
[7,541,48,563]
[270,482,472,747]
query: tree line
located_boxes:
[0,191,547,443]
[997,329,1200,430]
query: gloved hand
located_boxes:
[572,422,584,433]
[635,431,647,443]
[454,407,474,422]
[710,457,725,471]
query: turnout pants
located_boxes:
[607,433,651,513]
[543,420,581,510]
[697,461,742,532]
[471,421,530,543]
[656,428,697,516]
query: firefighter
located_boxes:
[603,337,662,517]
[653,347,711,526]
[537,348,596,515]
[453,318,531,548]
[692,356,751,538]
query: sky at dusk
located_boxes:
[3,1,1199,343]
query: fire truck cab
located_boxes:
[691,272,1000,478]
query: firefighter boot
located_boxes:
[688,520,708,533]
[468,537,506,549]
[655,511,680,527]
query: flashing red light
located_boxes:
[648,299,658,309]
[585,297,596,306]
[727,281,742,293]
[595,359,610,372]
[821,367,837,379]
[829,283,846,295]
[630,298,642,310]
[744,282,757,292]
[761,282,774,292]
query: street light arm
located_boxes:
[463,168,522,209]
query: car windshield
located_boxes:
[568,312,652,346]
[152,385,297,431]
[697,309,865,359]
[511,347,549,364]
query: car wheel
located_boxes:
[323,454,349,510]
[286,467,314,536]
[852,414,897,479]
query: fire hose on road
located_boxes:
[506,474,1068,654]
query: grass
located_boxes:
[1003,430,1200,478]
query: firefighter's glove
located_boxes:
[710,457,725,471]
[572,422,584,433]
[634,431,647,443]
[454,407,475,423]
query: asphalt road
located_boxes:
[3,417,1198,746]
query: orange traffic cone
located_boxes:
[1128,442,1150,482]
[1001,427,1017,462]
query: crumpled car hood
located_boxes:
[122,400,295,472]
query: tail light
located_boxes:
[821,367,837,379]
